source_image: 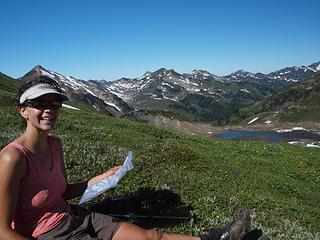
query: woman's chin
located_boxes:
[39,122,56,132]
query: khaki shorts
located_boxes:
[37,205,121,240]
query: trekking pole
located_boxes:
[107,213,192,221]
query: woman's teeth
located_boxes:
[42,117,54,121]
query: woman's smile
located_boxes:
[40,116,55,122]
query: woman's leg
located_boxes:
[112,208,251,240]
[112,222,200,240]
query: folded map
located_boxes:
[79,151,134,204]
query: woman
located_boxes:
[0,69,250,240]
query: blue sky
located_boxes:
[1,0,319,81]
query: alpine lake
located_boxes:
[214,129,320,148]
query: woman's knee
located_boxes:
[112,222,162,240]
[145,229,162,240]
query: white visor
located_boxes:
[19,83,68,104]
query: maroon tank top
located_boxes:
[2,136,70,238]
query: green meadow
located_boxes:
[0,93,319,239]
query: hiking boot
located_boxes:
[200,208,251,240]
[229,208,251,240]
[228,219,247,240]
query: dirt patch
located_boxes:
[150,115,227,136]
[125,111,320,138]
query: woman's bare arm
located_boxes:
[0,148,31,240]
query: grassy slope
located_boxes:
[0,72,20,94]
[229,76,320,124]
[0,98,319,239]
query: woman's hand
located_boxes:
[87,166,121,186]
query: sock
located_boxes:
[200,228,224,240]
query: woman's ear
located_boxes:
[19,105,29,120]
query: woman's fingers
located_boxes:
[104,166,121,177]
[88,166,122,186]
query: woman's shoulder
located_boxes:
[0,142,27,172]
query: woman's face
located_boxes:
[19,94,62,133]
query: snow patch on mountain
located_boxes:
[92,105,100,111]
[276,127,306,133]
[279,70,291,75]
[241,88,251,93]
[163,95,179,102]
[161,82,174,88]
[248,117,259,124]
[104,101,121,112]
[62,104,80,110]
[307,66,317,72]
[139,72,151,80]
[40,69,56,79]
[84,87,98,97]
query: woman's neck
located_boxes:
[19,125,50,153]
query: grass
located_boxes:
[0,72,21,93]
[278,108,320,122]
[1,95,319,239]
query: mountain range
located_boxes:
[18,62,319,123]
